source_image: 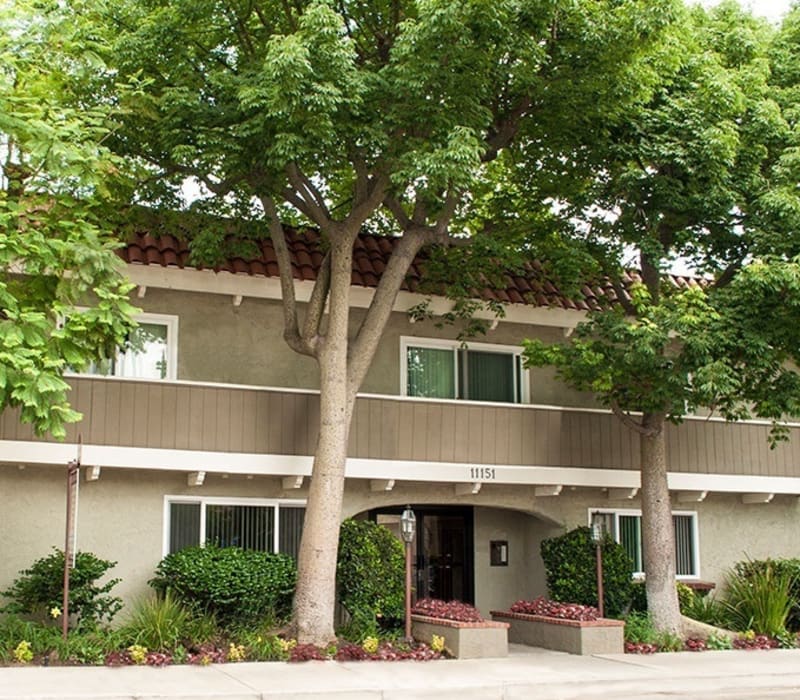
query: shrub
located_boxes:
[732,558,800,631]
[410,598,483,622]
[121,592,215,651]
[705,631,733,650]
[1,549,122,627]
[540,527,636,617]
[337,519,405,638]
[681,592,730,628]
[149,544,296,626]
[722,560,795,638]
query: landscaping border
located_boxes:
[411,615,509,659]
[490,610,624,655]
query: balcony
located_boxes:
[1,376,798,481]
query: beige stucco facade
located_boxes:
[3,463,800,619]
[3,271,800,623]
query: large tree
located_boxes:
[0,1,137,438]
[90,0,679,642]
[523,1,800,634]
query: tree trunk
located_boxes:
[292,236,355,645]
[640,411,682,634]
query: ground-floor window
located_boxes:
[589,509,699,578]
[164,496,306,559]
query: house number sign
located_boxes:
[469,467,497,480]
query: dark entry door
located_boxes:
[372,506,473,604]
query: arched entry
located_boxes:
[369,505,474,604]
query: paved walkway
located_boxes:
[1,645,800,699]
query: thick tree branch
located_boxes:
[260,195,315,357]
[611,278,638,317]
[482,96,532,163]
[286,163,332,224]
[713,258,743,290]
[435,191,459,235]
[383,193,412,229]
[347,229,433,395]
[302,250,331,343]
[610,400,659,437]
[346,172,389,231]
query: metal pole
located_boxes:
[404,540,412,641]
[62,460,78,640]
[595,542,605,618]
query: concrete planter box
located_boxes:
[411,615,509,659]
[490,610,624,655]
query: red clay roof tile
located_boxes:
[120,229,702,311]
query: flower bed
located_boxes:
[491,598,624,656]
[410,599,509,659]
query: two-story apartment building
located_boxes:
[2,228,800,615]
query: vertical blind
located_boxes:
[168,501,305,558]
[612,512,697,576]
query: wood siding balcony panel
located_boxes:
[5,378,800,479]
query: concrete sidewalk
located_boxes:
[1,645,799,700]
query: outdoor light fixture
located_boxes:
[400,506,416,543]
[400,506,416,642]
[590,512,605,618]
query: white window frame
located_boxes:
[400,336,529,404]
[587,508,700,580]
[162,495,306,557]
[70,312,179,381]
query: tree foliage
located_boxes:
[524,3,800,633]
[0,1,139,438]
[91,0,681,643]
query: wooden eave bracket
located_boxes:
[187,471,206,487]
[741,492,774,504]
[282,475,304,490]
[608,487,638,501]
[455,482,482,496]
[233,294,243,307]
[137,285,147,298]
[370,479,395,492]
[534,485,563,497]
[86,465,101,482]
[676,490,707,503]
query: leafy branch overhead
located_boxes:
[0,1,140,438]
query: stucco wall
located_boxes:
[4,467,797,620]
[133,288,596,408]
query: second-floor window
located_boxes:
[87,312,178,380]
[401,337,526,404]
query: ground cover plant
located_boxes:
[509,598,600,621]
[410,599,484,623]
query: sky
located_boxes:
[699,0,794,22]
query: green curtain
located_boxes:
[407,347,456,398]
[465,350,515,402]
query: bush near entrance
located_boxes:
[541,527,636,618]
[336,519,405,638]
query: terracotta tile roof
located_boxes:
[120,229,702,312]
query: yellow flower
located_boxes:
[13,641,33,664]
[49,606,61,619]
[430,634,445,653]
[362,636,379,654]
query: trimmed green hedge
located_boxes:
[149,545,296,626]
[337,519,405,638]
[540,526,636,617]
